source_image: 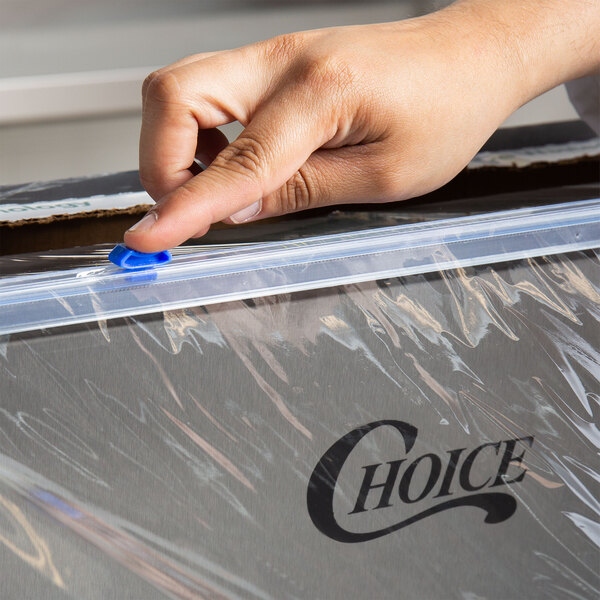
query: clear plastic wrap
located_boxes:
[1,198,599,336]
[0,212,599,597]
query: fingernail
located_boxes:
[127,211,157,233]
[229,200,262,224]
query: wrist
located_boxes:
[439,0,600,108]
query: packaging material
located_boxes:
[0,121,598,599]
[1,198,599,336]
[0,172,151,255]
[0,242,598,598]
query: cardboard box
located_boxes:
[1,121,598,255]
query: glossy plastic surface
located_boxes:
[1,198,599,335]
[108,243,172,269]
[0,248,598,599]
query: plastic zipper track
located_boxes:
[1,198,599,335]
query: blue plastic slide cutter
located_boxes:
[108,244,172,270]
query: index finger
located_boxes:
[138,49,273,202]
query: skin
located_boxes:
[125,0,600,253]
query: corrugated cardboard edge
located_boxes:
[2,154,598,228]
[0,204,153,228]
[1,154,598,256]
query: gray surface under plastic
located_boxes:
[0,246,599,599]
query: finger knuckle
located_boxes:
[214,135,268,185]
[279,166,316,214]
[138,171,161,199]
[263,33,304,64]
[143,71,182,104]
[300,53,355,97]
[142,70,160,97]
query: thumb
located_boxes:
[125,92,331,253]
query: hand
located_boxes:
[125,0,600,252]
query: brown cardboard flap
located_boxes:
[1,155,598,256]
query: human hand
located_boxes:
[125,0,599,252]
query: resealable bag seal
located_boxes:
[1,198,599,335]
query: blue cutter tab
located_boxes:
[108,244,172,270]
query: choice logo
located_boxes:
[307,420,533,543]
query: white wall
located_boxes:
[0,1,578,185]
